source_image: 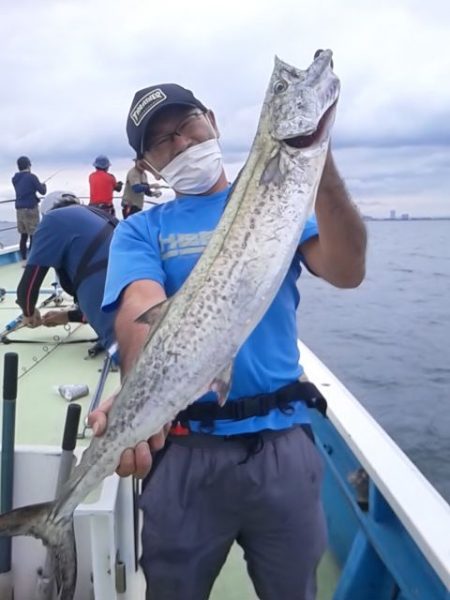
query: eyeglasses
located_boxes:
[144,111,207,162]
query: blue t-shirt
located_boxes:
[27,205,116,349]
[12,171,46,209]
[103,186,319,434]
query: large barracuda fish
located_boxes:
[0,49,339,598]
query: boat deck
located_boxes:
[0,256,339,598]
[2,249,450,599]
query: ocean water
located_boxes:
[1,217,449,502]
[298,220,450,502]
[0,220,18,248]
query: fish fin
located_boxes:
[54,519,77,600]
[0,501,77,600]
[0,500,54,538]
[135,299,171,329]
[260,151,284,186]
[210,363,234,406]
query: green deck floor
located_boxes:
[212,544,339,599]
[0,261,120,446]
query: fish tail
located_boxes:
[0,501,77,599]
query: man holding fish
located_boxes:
[92,50,367,599]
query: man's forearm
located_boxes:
[115,305,149,377]
[114,280,167,377]
[16,265,49,316]
[315,150,367,287]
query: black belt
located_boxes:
[176,380,327,430]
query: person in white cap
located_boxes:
[16,191,118,355]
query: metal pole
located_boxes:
[35,403,81,600]
[0,288,58,296]
[78,344,117,439]
[0,352,18,599]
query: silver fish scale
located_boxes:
[55,51,340,520]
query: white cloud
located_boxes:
[1,0,449,215]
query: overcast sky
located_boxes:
[1,0,449,217]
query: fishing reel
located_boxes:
[53,293,64,306]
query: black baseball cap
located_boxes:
[126,83,207,157]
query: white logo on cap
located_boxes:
[130,89,167,126]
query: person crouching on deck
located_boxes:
[16,191,118,355]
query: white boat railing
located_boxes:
[300,341,450,595]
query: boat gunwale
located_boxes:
[300,341,450,589]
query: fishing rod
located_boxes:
[42,169,64,184]
[0,352,18,599]
[2,336,98,346]
[0,316,24,341]
[78,343,118,439]
[0,184,170,205]
[0,286,64,342]
[0,287,58,302]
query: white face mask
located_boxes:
[158,138,223,195]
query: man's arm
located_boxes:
[89,278,168,478]
[131,183,150,195]
[146,183,163,198]
[33,174,47,196]
[300,150,367,288]
[16,264,49,327]
[115,279,167,375]
[112,175,123,193]
[42,307,85,326]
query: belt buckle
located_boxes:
[169,421,190,436]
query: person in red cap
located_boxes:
[88,154,123,216]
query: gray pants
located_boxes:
[140,425,327,600]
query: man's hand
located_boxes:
[88,395,170,478]
[145,183,162,198]
[23,309,42,328]
[42,310,69,327]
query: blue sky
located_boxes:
[1,0,449,218]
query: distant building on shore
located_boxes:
[390,209,396,220]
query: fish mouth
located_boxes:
[283,101,337,149]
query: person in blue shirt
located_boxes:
[16,191,117,353]
[12,156,47,260]
[91,75,367,599]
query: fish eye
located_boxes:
[273,80,288,94]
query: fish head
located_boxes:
[268,50,340,150]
